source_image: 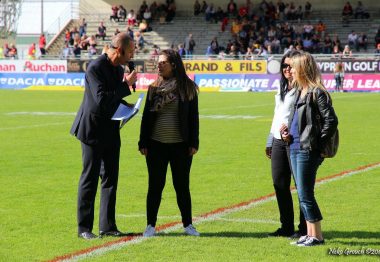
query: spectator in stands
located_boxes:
[214,6,224,22]
[323,35,333,54]
[126,26,134,40]
[39,33,46,56]
[194,0,201,16]
[287,2,297,20]
[315,20,326,39]
[342,1,353,25]
[118,5,127,22]
[342,45,353,57]
[96,22,106,40]
[135,31,146,50]
[110,5,119,22]
[61,43,73,59]
[80,34,89,50]
[114,28,121,36]
[304,2,312,19]
[65,29,73,45]
[73,43,81,58]
[143,8,152,24]
[271,36,281,54]
[311,34,321,53]
[303,21,314,39]
[178,44,185,57]
[79,18,87,37]
[150,44,160,60]
[334,62,345,92]
[201,1,207,13]
[184,33,196,58]
[28,43,36,60]
[357,32,368,51]
[354,1,369,19]
[347,30,358,51]
[127,10,137,26]
[302,36,313,52]
[228,44,240,59]
[150,1,158,19]
[138,1,148,20]
[293,19,304,39]
[277,0,286,21]
[166,2,176,23]
[88,35,98,56]
[8,44,17,59]
[332,44,342,58]
[220,16,229,32]
[375,28,380,47]
[210,37,220,54]
[295,5,303,20]
[205,3,215,22]
[227,0,237,17]
[139,19,152,33]
[375,43,380,55]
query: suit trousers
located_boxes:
[271,138,307,234]
[77,142,120,234]
[146,140,193,227]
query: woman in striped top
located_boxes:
[139,49,200,237]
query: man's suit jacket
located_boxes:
[70,54,131,146]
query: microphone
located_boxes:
[128,61,136,92]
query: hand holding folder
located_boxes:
[112,93,144,128]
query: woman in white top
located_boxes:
[266,50,306,237]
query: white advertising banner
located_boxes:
[0,60,67,73]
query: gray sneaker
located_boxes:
[184,224,200,236]
[290,235,309,245]
[298,237,325,247]
[143,225,156,237]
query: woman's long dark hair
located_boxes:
[279,50,300,101]
[154,49,198,101]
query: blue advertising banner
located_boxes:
[194,74,281,92]
[0,73,85,89]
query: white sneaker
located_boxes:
[143,225,155,237]
[184,224,200,236]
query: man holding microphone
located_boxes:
[70,32,137,239]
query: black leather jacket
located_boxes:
[288,87,338,152]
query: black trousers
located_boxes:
[146,140,193,227]
[271,138,306,234]
[77,142,120,234]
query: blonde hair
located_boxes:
[291,51,327,92]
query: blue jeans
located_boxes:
[290,149,324,222]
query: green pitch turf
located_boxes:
[0,90,379,261]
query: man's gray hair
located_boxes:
[110,32,133,50]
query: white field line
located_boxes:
[200,115,262,119]
[4,112,262,120]
[214,217,278,224]
[50,162,380,262]
[117,214,181,219]
[5,112,76,116]
[0,122,71,131]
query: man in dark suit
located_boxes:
[70,32,137,240]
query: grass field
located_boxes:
[0,90,379,261]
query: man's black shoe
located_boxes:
[289,230,307,239]
[78,232,98,240]
[268,228,294,237]
[99,230,128,238]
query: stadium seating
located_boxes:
[46,9,379,59]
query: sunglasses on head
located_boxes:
[281,63,292,69]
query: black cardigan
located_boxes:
[138,88,199,150]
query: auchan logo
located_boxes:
[23,61,67,73]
